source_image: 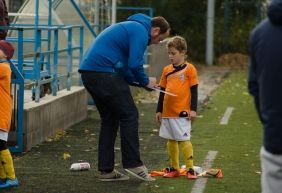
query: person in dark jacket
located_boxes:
[248,0,282,192]
[0,0,9,40]
[79,13,170,182]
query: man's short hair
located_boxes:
[152,16,170,34]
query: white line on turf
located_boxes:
[220,107,234,125]
[191,150,218,193]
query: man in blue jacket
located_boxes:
[79,13,170,181]
[248,0,282,192]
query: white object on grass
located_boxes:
[181,165,202,174]
[70,162,90,171]
[193,166,203,174]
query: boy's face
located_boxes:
[167,47,186,65]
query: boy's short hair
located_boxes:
[152,16,170,34]
[166,36,187,52]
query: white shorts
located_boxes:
[0,129,8,141]
[159,118,191,141]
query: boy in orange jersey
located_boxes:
[156,36,198,179]
[0,40,19,188]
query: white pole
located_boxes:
[94,0,99,33]
[6,0,9,10]
[206,0,215,66]
[111,0,117,24]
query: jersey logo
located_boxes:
[183,132,188,137]
[179,73,185,81]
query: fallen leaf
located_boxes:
[63,153,71,160]
[56,129,65,136]
[54,129,66,141]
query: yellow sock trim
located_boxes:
[167,140,180,170]
[179,140,194,169]
[0,149,16,179]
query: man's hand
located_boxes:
[145,77,157,91]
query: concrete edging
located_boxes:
[23,86,88,151]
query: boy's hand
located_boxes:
[155,112,162,124]
[188,111,197,120]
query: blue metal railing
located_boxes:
[2,24,84,153]
[9,60,24,153]
[6,25,84,102]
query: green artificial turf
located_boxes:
[5,70,262,193]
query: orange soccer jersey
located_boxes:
[159,62,198,118]
[0,62,12,132]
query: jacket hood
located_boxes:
[127,13,151,43]
[268,0,282,25]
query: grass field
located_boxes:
[4,70,262,193]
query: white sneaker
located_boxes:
[98,170,129,182]
[124,165,155,182]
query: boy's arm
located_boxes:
[156,88,165,124]
[189,84,198,119]
[156,88,165,113]
[190,85,198,112]
[156,68,167,113]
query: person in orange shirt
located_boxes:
[156,36,198,179]
[0,40,19,189]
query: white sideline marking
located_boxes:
[220,107,234,125]
[191,150,218,193]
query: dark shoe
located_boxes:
[98,170,129,182]
[0,178,6,185]
[163,167,180,178]
[125,165,155,182]
[187,168,197,179]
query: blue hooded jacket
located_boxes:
[79,13,151,87]
[248,0,282,154]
